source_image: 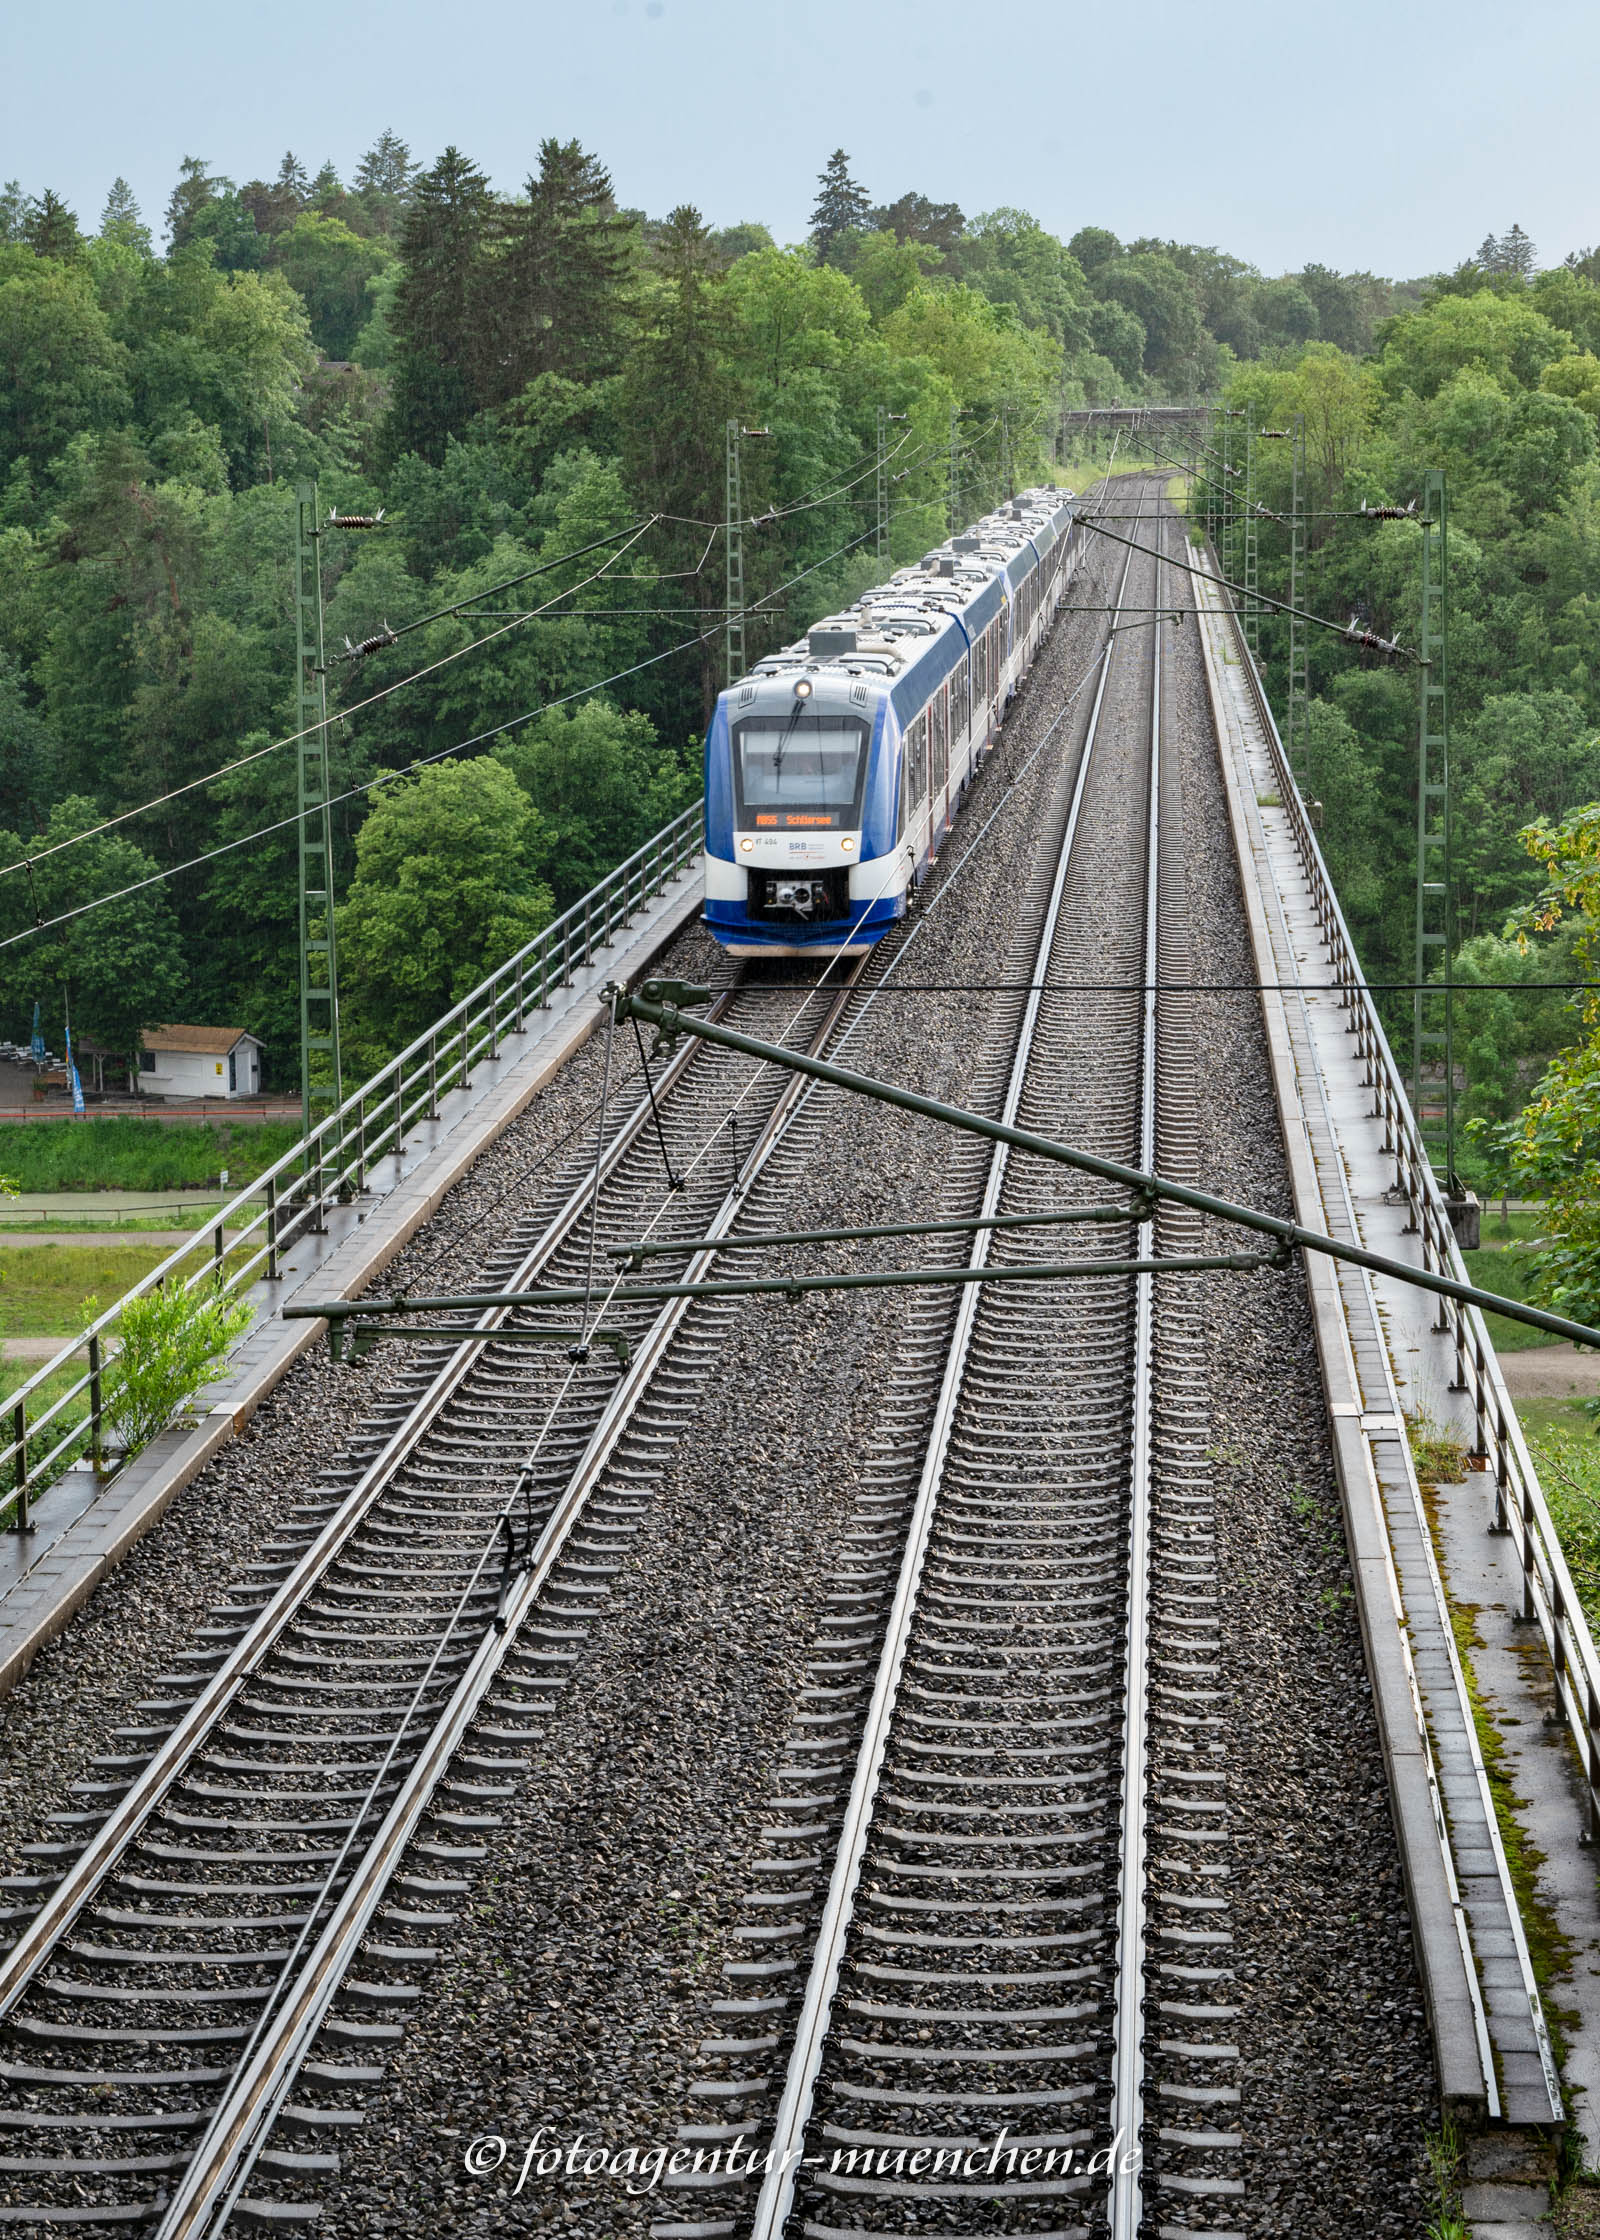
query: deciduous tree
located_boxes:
[336,758,554,1055]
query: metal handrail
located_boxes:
[0,799,705,1529]
[1219,557,1600,1838]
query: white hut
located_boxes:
[137,1026,265,1100]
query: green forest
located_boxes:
[0,142,1597,1182]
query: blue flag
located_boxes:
[64,1021,85,1116]
[30,1002,44,1065]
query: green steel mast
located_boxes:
[293,481,342,1140]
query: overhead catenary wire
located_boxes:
[0,520,660,889]
[385,477,1136,1288]
[0,484,960,957]
[1,422,998,895]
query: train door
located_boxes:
[952,655,971,788]
[931,685,949,832]
[906,710,929,873]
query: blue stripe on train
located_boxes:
[704,893,905,946]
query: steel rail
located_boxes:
[153,966,869,2240]
[1109,499,1162,2240]
[745,479,1154,2240]
[606,1200,1144,1260]
[2,474,1112,2232]
[0,999,743,2027]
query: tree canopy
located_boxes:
[3,138,1598,1108]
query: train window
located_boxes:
[908,713,928,808]
[931,686,948,793]
[733,712,869,830]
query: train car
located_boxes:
[702,487,1081,955]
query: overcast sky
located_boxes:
[4,0,1594,277]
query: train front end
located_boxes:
[703,670,902,956]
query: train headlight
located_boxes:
[793,677,813,699]
[839,836,856,853]
[739,836,756,853]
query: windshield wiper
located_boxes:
[772,698,807,789]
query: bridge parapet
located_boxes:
[1191,543,1599,2164]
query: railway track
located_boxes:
[0,965,897,2235]
[0,488,1135,2235]
[654,483,1246,2239]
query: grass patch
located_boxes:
[0,1240,256,1338]
[1519,1397,1597,1445]
[0,1206,260,1235]
[1463,1238,1562,1352]
[0,1118,302,1194]
[1423,2116,1467,2238]
[1407,1410,1469,1484]
[1527,1426,1600,1636]
[0,1359,94,1522]
[1053,451,1171,491]
[1481,1207,1548,1246]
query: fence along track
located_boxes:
[1,803,706,1531]
[650,480,1241,2240]
[0,966,886,2235]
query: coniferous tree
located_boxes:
[1477,224,1538,278]
[0,181,24,244]
[810,150,871,265]
[1500,221,1537,276]
[24,191,81,261]
[276,152,310,206]
[164,155,225,248]
[353,130,415,236]
[99,178,152,254]
[621,205,738,718]
[488,138,634,401]
[383,146,496,462]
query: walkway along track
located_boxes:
[0,492,1124,2234]
[654,487,1246,2239]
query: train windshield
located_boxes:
[733,714,869,831]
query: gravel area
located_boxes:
[0,501,1444,2238]
[1166,586,1438,2235]
[307,534,1145,2238]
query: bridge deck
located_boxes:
[1191,554,1573,2149]
[0,861,706,1701]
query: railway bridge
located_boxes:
[0,479,1594,2240]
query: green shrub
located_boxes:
[91,1282,254,1458]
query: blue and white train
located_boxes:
[702,487,1081,955]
